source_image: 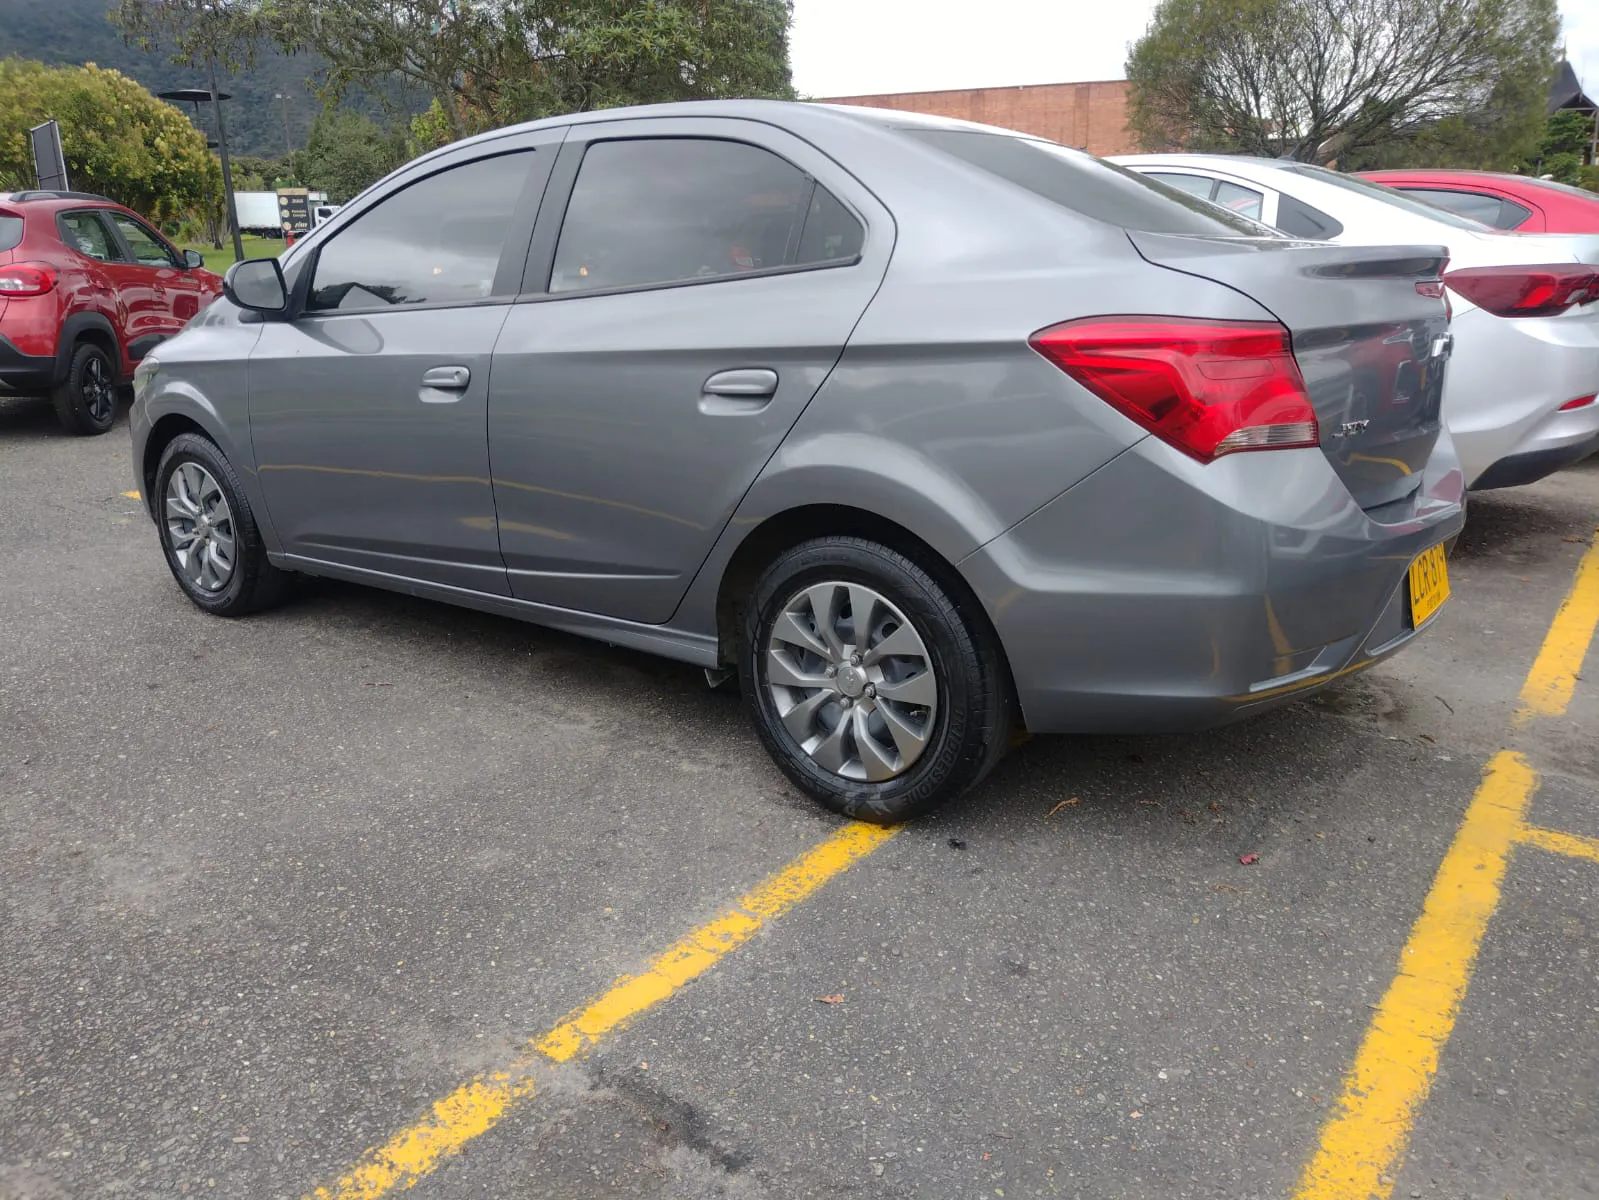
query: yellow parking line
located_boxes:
[1515,528,1599,723]
[1291,751,1539,1200]
[306,820,898,1199]
[122,490,141,499]
[1518,825,1599,865]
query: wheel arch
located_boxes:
[56,312,122,384]
[706,503,1018,721]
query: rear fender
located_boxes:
[56,310,123,384]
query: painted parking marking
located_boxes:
[1518,825,1599,866]
[1294,528,1599,1200]
[1515,528,1599,723]
[122,490,141,499]
[307,820,898,1200]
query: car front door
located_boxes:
[245,134,559,594]
[103,211,196,359]
[487,118,893,624]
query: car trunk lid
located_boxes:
[1126,231,1453,510]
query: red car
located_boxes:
[1361,169,1599,234]
[0,189,222,435]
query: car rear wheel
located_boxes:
[155,432,288,617]
[51,343,118,435]
[740,537,1012,823]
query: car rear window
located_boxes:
[0,214,21,252]
[900,128,1274,236]
[1523,177,1599,204]
[1283,165,1492,231]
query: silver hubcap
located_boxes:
[165,463,236,593]
[764,581,939,783]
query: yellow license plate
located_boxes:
[1408,543,1451,627]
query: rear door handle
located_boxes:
[704,368,778,397]
[421,365,471,397]
[700,368,778,414]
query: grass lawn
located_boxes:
[181,235,285,275]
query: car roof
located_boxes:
[1112,153,1292,170]
[402,98,1035,173]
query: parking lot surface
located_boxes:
[2,392,1596,1200]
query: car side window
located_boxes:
[1275,193,1344,240]
[307,152,535,312]
[1147,172,1216,200]
[550,138,834,294]
[1213,180,1265,220]
[58,212,117,262]
[109,213,180,268]
[1491,198,1533,230]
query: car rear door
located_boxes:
[487,117,894,624]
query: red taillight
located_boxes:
[1559,394,1597,412]
[1029,317,1319,463]
[1444,264,1599,318]
[0,263,56,297]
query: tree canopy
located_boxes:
[0,58,214,221]
[275,0,796,140]
[1126,0,1560,169]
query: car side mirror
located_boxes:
[223,258,288,314]
[182,249,206,270]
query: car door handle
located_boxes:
[700,368,778,414]
[421,365,471,392]
[704,369,778,397]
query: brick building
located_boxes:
[820,80,1140,157]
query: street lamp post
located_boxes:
[159,80,244,265]
[207,56,245,265]
[274,92,293,158]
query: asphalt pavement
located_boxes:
[2,391,1596,1200]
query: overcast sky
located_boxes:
[791,0,1599,101]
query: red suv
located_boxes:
[1360,170,1599,234]
[0,190,222,435]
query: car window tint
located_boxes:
[901,129,1274,236]
[551,139,815,294]
[1402,187,1505,226]
[1275,193,1344,239]
[308,152,533,312]
[59,212,118,262]
[1213,180,1265,220]
[796,184,865,265]
[1493,198,1533,229]
[109,213,179,267]
[1147,172,1216,199]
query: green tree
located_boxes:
[1531,109,1594,184]
[297,108,404,201]
[279,0,795,142]
[0,58,214,221]
[1127,0,1560,167]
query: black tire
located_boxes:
[50,342,118,435]
[154,432,289,617]
[739,536,1012,823]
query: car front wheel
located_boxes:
[740,536,1012,823]
[154,432,288,617]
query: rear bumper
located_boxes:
[1447,306,1599,489]
[961,434,1466,734]
[0,333,56,395]
[1470,401,1599,491]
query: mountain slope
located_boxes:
[0,0,411,157]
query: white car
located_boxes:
[1112,154,1599,490]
